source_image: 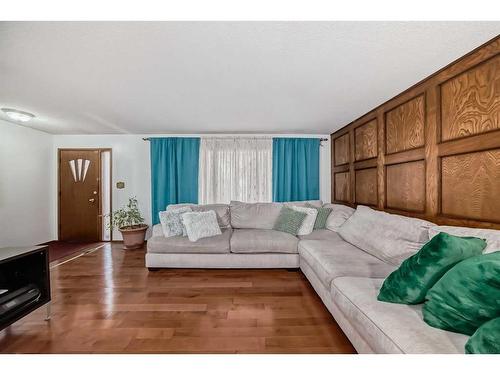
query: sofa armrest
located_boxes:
[152,223,164,237]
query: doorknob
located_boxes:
[89,198,95,203]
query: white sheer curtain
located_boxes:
[199,137,273,204]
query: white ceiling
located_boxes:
[0,22,498,135]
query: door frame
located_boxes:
[57,148,113,241]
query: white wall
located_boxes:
[0,121,331,245]
[0,120,55,247]
[52,134,331,240]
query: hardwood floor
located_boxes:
[0,243,356,354]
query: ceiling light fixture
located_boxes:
[1,108,35,122]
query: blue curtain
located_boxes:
[272,138,320,202]
[150,137,200,224]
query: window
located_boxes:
[198,137,272,204]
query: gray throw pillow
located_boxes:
[305,203,333,230]
[181,210,222,242]
[159,206,192,237]
[273,206,307,235]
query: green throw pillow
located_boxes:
[423,251,500,335]
[305,203,333,230]
[377,232,486,304]
[465,317,500,354]
[273,206,307,235]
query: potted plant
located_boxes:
[109,197,148,249]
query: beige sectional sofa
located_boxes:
[146,200,493,354]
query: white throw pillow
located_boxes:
[181,210,222,242]
[337,205,435,266]
[323,204,355,232]
[159,206,192,237]
[429,226,500,254]
[290,205,318,235]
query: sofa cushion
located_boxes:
[331,277,469,353]
[273,206,307,235]
[323,204,355,232]
[284,200,323,208]
[429,225,500,254]
[230,201,283,229]
[159,206,192,237]
[378,232,486,304]
[423,251,500,336]
[230,229,299,254]
[465,317,500,354]
[290,205,317,235]
[168,203,231,229]
[337,205,434,266]
[298,234,396,289]
[147,228,232,254]
[305,203,333,230]
[181,210,222,242]
[298,229,339,241]
[229,200,323,229]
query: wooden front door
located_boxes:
[59,149,101,241]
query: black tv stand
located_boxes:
[0,246,51,331]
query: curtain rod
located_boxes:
[142,137,329,142]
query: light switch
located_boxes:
[116,181,125,189]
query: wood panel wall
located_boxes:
[331,35,500,229]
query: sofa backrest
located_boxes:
[337,205,435,266]
[285,200,323,208]
[229,200,323,229]
[429,225,500,254]
[323,203,355,232]
[230,201,282,229]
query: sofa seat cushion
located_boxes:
[298,229,339,241]
[230,229,299,254]
[299,234,396,289]
[147,228,232,254]
[331,277,469,353]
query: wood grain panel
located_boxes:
[334,134,350,166]
[334,172,350,202]
[441,55,500,141]
[331,36,500,228]
[386,160,426,212]
[355,168,377,206]
[439,131,500,157]
[385,95,425,154]
[441,150,500,222]
[425,86,440,217]
[354,119,377,161]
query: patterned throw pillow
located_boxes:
[181,210,222,242]
[273,206,307,236]
[159,206,192,237]
[290,205,317,235]
[305,203,333,230]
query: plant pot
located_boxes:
[119,224,148,250]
